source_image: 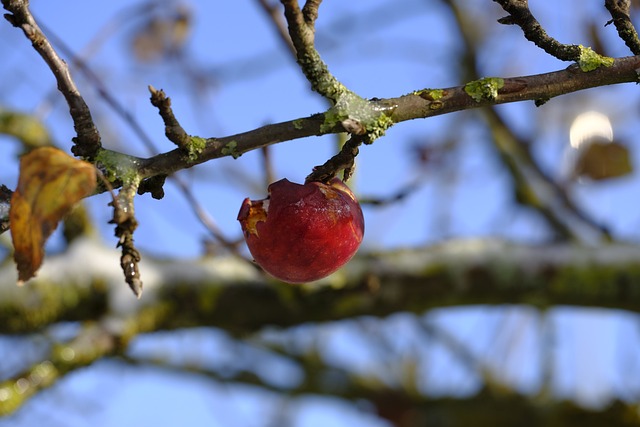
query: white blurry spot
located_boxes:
[562,111,614,181]
[569,111,613,149]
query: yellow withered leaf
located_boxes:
[10,147,96,284]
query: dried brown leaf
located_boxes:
[10,147,96,284]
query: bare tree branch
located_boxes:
[2,0,102,159]
[148,85,192,152]
[605,0,640,55]
[305,134,363,183]
[494,0,582,61]
[3,238,640,336]
[256,0,296,55]
[138,54,640,179]
[280,0,348,102]
[110,180,143,297]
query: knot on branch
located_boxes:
[138,174,167,200]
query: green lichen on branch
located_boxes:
[365,113,394,142]
[95,149,142,184]
[292,119,304,130]
[187,136,206,161]
[296,41,349,102]
[577,45,614,71]
[320,92,396,143]
[221,140,241,159]
[464,77,505,102]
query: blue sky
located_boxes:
[2,0,640,425]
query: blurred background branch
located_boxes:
[2,0,640,425]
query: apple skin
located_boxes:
[237,178,364,283]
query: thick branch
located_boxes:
[139,55,640,178]
[3,238,640,336]
[2,0,102,159]
[2,57,640,238]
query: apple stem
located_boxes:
[305,134,364,183]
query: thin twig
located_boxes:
[261,145,276,186]
[148,85,191,151]
[358,179,423,207]
[493,0,581,61]
[484,107,609,242]
[110,181,143,297]
[604,0,640,55]
[2,0,102,159]
[170,176,259,268]
[280,0,348,102]
[305,134,364,183]
[37,21,161,155]
[255,0,295,54]
[32,24,249,261]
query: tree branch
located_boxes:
[138,55,640,179]
[2,57,640,242]
[605,0,640,55]
[2,0,102,160]
[110,180,143,297]
[483,107,609,242]
[255,0,296,55]
[4,0,639,193]
[305,134,364,182]
[445,0,609,243]
[148,86,192,151]
[494,0,582,61]
[3,238,640,336]
[280,0,348,102]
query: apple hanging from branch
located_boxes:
[238,178,364,283]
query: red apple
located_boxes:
[238,178,364,283]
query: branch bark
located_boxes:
[605,0,640,55]
[138,55,640,179]
[2,0,102,159]
[494,0,582,61]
